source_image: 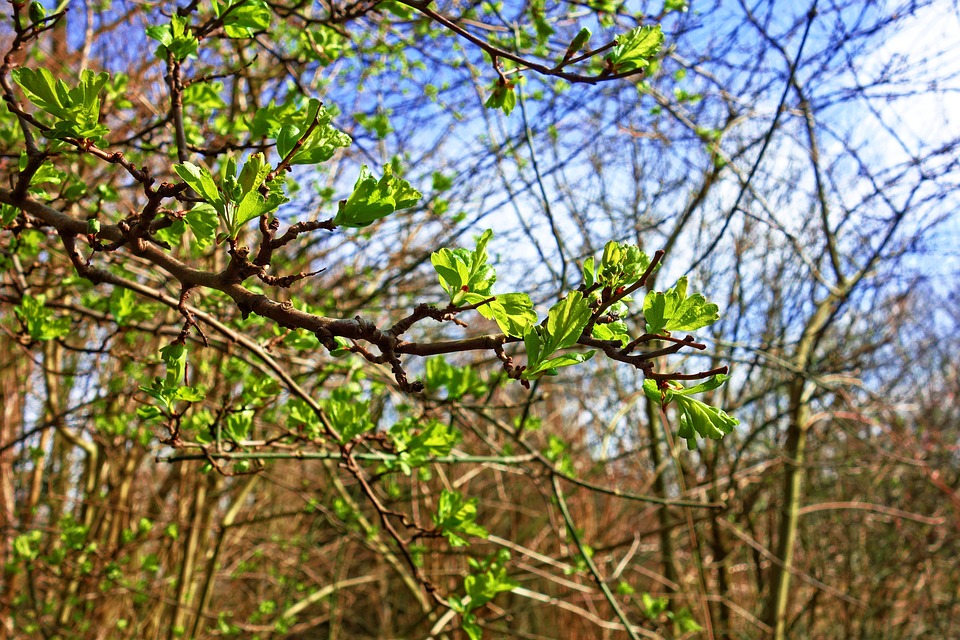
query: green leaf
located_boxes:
[173,386,206,403]
[28,2,46,24]
[462,617,482,640]
[522,291,593,379]
[431,171,453,192]
[484,82,517,115]
[464,566,519,609]
[146,14,198,60]
[423,358,488,399]
[235,190,287,229]
[643,375,738,449]
[13,531,42,561]
[564,27,591,59]
[323,388,374,442]
[641,592,669,618]
[12,67,66,118]
[174,162,221,206]
[643,276,719,334]
[388,417,462,472]
[2,203,19,226]
[185,203,219,248]
[14,294,70,341]
[534,350,595,373]
[237,152,267,195]
[275,123,300,161]
[159,341,187,385]
[433,490,488,547]
[605,25,663,73]
[12,67,110,139]
[545,291,592,352]
[354,111,393,139]
[432,230,498,305]
[224,410,252,440]
[581,255,596,288]
[219,0,271,36]
[298,27,344,66]
[281,100,352,165]
[591,319,630,346]
[334,164,422,228]
[108,287,138,326]
[595,240,650,290]
[670,607,703,633]
[472,292,537,338]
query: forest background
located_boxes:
[0,0,958,638]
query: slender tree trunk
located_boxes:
[762,299,835,637]
[763,378,812,638]
[706,442,732,638]
[645,396,680,592]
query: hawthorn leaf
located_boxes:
[644,276,719,334]
[565,27,592,59]
[581,255,596,288]
[433,490,488,547]
[12,67,110,138]
[473,292,537,338]
[185,203,219,248]
[174,162,221,206]
[591,320,630,346]
[431,230,497,305]
[545,291,592,352]
[533,350,595,374]
[235,189,288,228]
[522,292,593,378]
[606,25,663,73]
[12,67,68,118]
[146,15,198,60]
[597,240,651,289]
[334,164,422,228]
[15,294,70,341]
[642,375,738,449]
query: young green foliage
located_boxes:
[593,240,652,290]
[449,551,519,640]
[12,67,110,140]
[431,230,537,337]
[522,291,595,379]
[643,276,719,334]
[589,301,631,346]
[387,417,461,475]
[174,152,288,239]
[145,14,198,61]
[138,342,206,420]
[432,229,496,306]
[212,0,272,37]
[424,357,488,400]
[16,152,67,196]
[432,489,488,547]
[643,374,738,449]
[484,81,517,115]
[605,25,663,73]
[334,164,422,228]
[275,99,351,165]
[14,294,70,341]
[561,27,592,62]
[322,387,374,442]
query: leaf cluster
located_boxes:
[431,230,537,337]
[12,68,110,140]
[643,375,739,449]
